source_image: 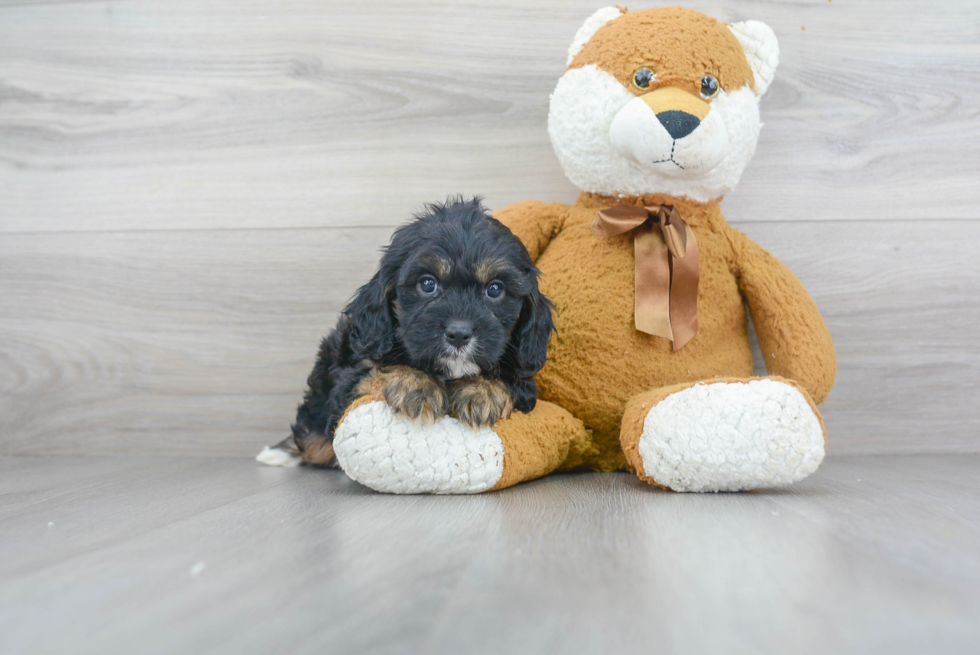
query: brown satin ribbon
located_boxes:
[591,205,699,351]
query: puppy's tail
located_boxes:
[255,436,303,467]
[255,430,338,468]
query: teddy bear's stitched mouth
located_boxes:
[649,141,685,169]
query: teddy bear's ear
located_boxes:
[565,6,625,66]
[728,20,780,96]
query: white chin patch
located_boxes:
[548,65,761,201]
[609,96,729,177]
[637,379,825,492]
[438,347,480,379]
[333,401,504,494]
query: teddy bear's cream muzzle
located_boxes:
[609,86,729,177]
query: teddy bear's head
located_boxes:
[548,6,779,202]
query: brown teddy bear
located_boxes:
[328,5,836,494]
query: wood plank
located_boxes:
[766,455,980,582]
[0,226,394,456]
[0,456,296,578]
[0,456,155,512]
[1,0,977,233]
[1,220,977,457]
[420,459,980,655]
[0,456,978,654]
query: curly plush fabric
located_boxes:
[621,377,826,492]
[334,400,505,494]
[568,7,754,96]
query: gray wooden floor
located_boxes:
[2,455,978,654]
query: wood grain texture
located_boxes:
[1,220,977,457]
[1,456,979,654]
[1,0,977,456]
[0,0,978,233]
[0,227,392,456]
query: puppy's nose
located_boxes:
[656,110,701,140]
[444,323,473,349]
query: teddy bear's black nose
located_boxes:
[656,110,701,140]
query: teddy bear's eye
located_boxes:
[632,67,655,90]
[700,75,720,99]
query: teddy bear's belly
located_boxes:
[533,225,754,467]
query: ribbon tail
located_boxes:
[633,228,673,341]
[667,223,699,351]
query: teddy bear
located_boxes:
[329,5,836,494]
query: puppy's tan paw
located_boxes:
[449,377,514,428]
[359,366,448,423]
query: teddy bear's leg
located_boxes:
[332,396,592,494]
[620,376,826,492]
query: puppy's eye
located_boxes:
[418,275,438,295]
[485,281,504,300]
[700,75,720,99]
[633,67,655,90]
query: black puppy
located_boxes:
[259,197,554,467]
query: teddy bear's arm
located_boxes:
[493,201,568,262]
[729,230,837,404]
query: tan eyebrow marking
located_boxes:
[418,255,451,278]
[476,258,510,284]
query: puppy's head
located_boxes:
[346,197,554,381]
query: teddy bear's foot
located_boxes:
[333,398,592,494]
[333,399,505,494]
[622,377,826,492]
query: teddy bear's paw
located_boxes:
[333,400,504,494]
[638,379,825,492]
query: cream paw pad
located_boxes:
[333,401,505,494]
[637,379,825,492]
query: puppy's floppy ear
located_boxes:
[511,273,556,378]
[345,263,397,362]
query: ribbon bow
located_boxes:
[591,205,699,351]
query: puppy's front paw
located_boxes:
[360,366,448,423]
[448,377,514,428]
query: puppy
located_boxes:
[258,197,555,468]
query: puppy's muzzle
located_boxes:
[444,321,474,350]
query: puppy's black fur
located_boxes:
[270,197,554,467]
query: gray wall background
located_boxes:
[1,0,977,456]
